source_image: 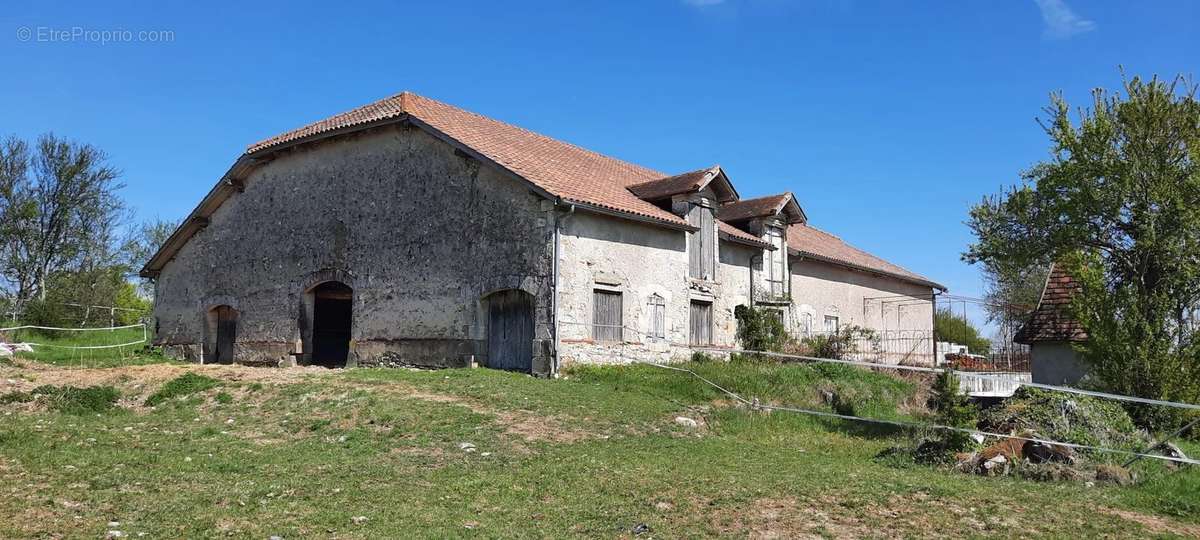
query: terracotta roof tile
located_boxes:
[248,92,688,227]
[719,194,791,222]
[627,167,717,201]
[787,224,943,289]
[1014,264,1087,344]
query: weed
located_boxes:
[144,372,220,407]
[31,385,121,414]
[215,391,233,404]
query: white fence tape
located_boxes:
[1,323,147,350]
[0,323,144,332]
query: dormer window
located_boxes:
[688,203,716,280]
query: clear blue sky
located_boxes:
[2,1,1196,324]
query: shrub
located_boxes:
[734,305,789,352]
[0,391,33,404]
[979,387,1149,454]
[801,325,876,360]
[927,371,979,453]
[32,385,121,414]
[144,372,220,406]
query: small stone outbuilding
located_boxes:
[1015,263,1089,385]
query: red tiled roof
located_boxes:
[249,92,689,227]
[787,224,944,290]
[627,167,718,201]
[1014,263,1087,344]
[249,92,768,246]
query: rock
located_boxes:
[0,344,12,357]
[458,442,476,452]
[269,536,283,540]
[654,501,674,511]
[979,454,1010,476]
[13,343,33,353]
[108,521,120,528]
[1095,464,1133,486]
[631,523,651,535]
[673,416,699,428]
[1161,442,1191,469]
[105,531,123,539]
[954,452,979,473]
[351,516,368,524]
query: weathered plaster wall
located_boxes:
[153,125,555,372]
[789,259,933,334]
[556,211,751,366]
[1030,342,1088,386]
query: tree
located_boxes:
[933,309,991,354]
[0,134,125,303]
[927,370,979,453]
[964,73,1200,430]
[979,260,1049,340]
[121,217,179,297]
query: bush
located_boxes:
[144,372,220,406]
[32,385,121,414]
[801,325,876,360]
[927,371,979,453]
[690,351,715,363]
[734,305,789,352]
[979,387,1150,454]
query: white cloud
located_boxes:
[1034,0,1096,39]
[682,0,725,7]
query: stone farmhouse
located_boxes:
[141,92,945,376]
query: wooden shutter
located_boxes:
[593,290,623,342]
[700,208,715,279]
[688,205,702,279]
[648,295,665,339]
[690,301,712,346]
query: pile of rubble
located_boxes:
[0,342,34,357]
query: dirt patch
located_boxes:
[1101,508,1200,537]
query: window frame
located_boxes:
[592,289,624,343]
[647,294,666,340]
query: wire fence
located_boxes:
[557,319,1198,466]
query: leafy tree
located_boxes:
[800,325,876,360]
[0,134,125,303]
[980,260,1049,339]
[934,309,991,354]
[964,73,1200,430]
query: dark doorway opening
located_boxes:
[207,305,237,364]
[486,290,533,373]
[312,281,353,368]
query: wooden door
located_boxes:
[690,301,712,346]
[214,306,237,364]
[487,290,533,372]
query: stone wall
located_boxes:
[153,125,556,373]
[556,211,753,366]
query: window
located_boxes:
[824,315,839,333]
[690,300,713,346]
[800,313,813,336]
[593,290,623,342]
[647,294,666,339]
[688,204,716,280]
[765,229,786,296]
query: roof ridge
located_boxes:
[403,92,669,180]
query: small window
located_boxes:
[593,290,623,342]
[647,294,666,339]
[690,300,713,346]
[824,315,839,333]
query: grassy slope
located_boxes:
[4,326,170,368]
[0,360,1196,539]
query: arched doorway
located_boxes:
[311,281,353,368]
[486,289,533,373]
[205,305,238,364]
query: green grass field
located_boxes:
[3,324,170,368]
[0,357,1196,538]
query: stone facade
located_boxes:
[147,93,943,375]
[154,125,556,373]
